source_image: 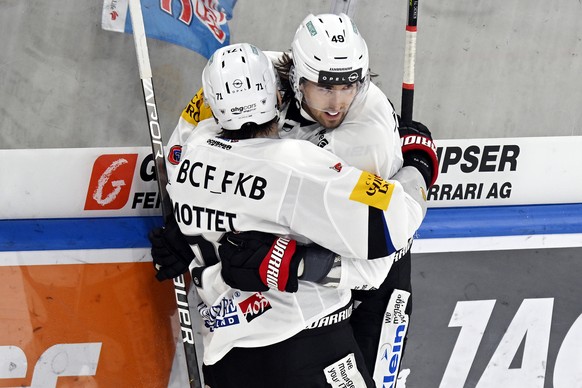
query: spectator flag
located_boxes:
[102,0,237,58]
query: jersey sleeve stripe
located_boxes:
[367,207,396,259]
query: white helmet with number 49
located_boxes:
[202,43,279,130]
[290,13,370,105]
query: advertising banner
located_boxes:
[429,136,582,207]
[2,136,582,220]
[0,261,179,387]
[2,147,158,219]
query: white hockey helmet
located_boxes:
[202,43,279,130]
[290,13,369,103]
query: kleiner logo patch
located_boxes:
[238,293,272,323]
[379,323,407,388]
[84,154,138,210]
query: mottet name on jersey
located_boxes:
[173,201,236,232]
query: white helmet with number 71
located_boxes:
[202,43,280,130]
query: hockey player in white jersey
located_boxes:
[151,43,435,387]
[228,14,437,381]
[234,14,439,380]
[152,13,439,385]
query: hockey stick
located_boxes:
[401,0,418,122]
[371,3,420,386]
[127,0,201,387]
[329,0,359,17]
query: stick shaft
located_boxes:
[128,1,201,386]
[329,0,359,17]
[401,0,418,123]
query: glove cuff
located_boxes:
[401,134,439,186]
[191,266,208,288]
[298,246,337,283]
[258,237,297,291]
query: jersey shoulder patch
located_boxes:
[180,87,213,126]
[349,171,394,210]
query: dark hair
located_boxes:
[273,52,295,105]
[218,116,279,140]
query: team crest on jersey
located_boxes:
[238,293,272,323]
[349,171,394,210]
[281,99,317,132]
[168,145,182,165]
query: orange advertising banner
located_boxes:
[0,261,178,387]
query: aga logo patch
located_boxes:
[349,171,394,210]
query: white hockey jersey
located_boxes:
[278,82,403,180]
[166,120,426,364]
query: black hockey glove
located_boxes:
[399,120,439,187]
[148,217,195,282]
[219,231,337,293]
[219,232,300,292]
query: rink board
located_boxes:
[1,138,581,387]
[403,248,582,388]
[0,261,178,387]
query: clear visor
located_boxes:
[300,78,366,114]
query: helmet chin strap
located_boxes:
[298,100,317,122]
[289,65,304,107]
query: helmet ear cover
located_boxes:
[202,43,280,130]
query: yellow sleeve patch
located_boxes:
[180,87,213,126]
[349,171,394,210]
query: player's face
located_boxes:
[300,80,359,129]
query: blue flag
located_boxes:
[102,0,237,59]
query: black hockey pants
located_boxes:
[350,249,413,375]
[202,306,375,388]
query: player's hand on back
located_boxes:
[219,231,302,292]
[219,231,338,292]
